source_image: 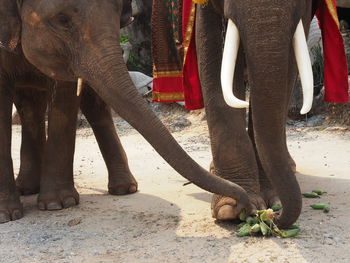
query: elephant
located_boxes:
[1,0,138,222]
[195,0,316,228]
[14,0,136,199]
[0,0,251,223]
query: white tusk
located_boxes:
[77,78,83,96]
[221,19,249,108]
[12,104,17,117]
[293,20,314,115]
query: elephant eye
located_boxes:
[55,13,73,29]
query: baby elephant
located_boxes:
[1,0,136,223]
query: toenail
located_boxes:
[216,205,239,220]
[128,185,137,193]
[11,209,23,220]
[0,213,11,223]
[47,202,63,210]
[63,197,77,208]
[38,202,46,210]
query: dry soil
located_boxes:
[1,105,350,263]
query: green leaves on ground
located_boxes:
[237,223,251,237]
[302,192,321,198]
[310,203,331,213]
[302,189,327,198]
[304,189,331,213]
[237,188,329,238]
[239,209,247,221]
[237,208,300,238]
[311,189,327,195]
[271,204,282,212]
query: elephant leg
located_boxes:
[196,5,265,220]
[14,88,47,195]
[80,86,137,195]
[38,83,80,210]
[0,82,23,223]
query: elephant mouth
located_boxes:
[220,19,314,115]
[122,17,135,28]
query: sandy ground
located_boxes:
[1,106,350,263]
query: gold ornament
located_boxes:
[192,0,209,5]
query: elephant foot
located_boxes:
[209,162,265,220]
[15,173,40,195]
[0,192,23,224]
[38,185,79,210]
[108,169,138,195]
[211,193,266,220]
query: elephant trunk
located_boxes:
[222,7,313,227]
[246,26,302,228]
[77,40,252,211]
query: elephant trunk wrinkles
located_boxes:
[77,41,252,210]
[244,27,302,228]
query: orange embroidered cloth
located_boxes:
[316,0,349,102]
[151,0,203,110]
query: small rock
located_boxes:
[324,233,333,239]
[170,117,192,132]
[333,237,342,243]
[306,114,326,127]
[67,218,82,227]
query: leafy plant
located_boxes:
[238,208,301,238]
[120,35,131,44]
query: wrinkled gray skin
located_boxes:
[0,0,252,223]
[196,0,317,228]
[1,0,137,223]
[14,0,136,198]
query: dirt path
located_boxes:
[1,110,350,263]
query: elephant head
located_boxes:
[220,0,314,113]
[0,0,252,211]
[196,0,318,227]
[120,0,134,28]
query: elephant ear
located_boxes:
[0,0,21,52]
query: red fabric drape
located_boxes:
[152,0,349,110]
[152,0,203,110]
[316,0,349,102]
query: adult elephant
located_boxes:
[196,0,315,228]
[0,0,251,223]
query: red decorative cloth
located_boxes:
[316,0,349,102]
[151,0,204,110]
[152,0,349,109]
